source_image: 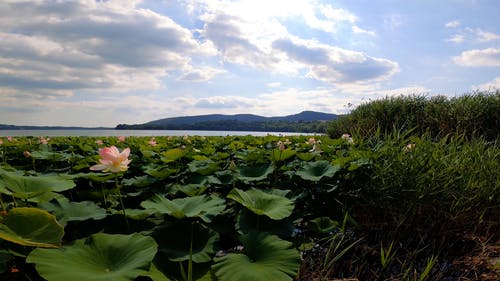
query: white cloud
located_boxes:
[475,29,500,42]
[352,25,376,36]
[446,34,465,43]
[272,37,399,84]
[453,48,500,67]
[473,77,500,90]
[445,20,460,28]
[445,27,500,44]
[0,1,215,97]
[178,67,225,82]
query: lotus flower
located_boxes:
[90,146,131,173]
[341,133,354,144]
[95,139,103,146]
[39,137,49,144]
[276,141,285,151]
[148,137,157,147]
[117,136,126,142]
[23,151,31,158]
[0,139,3,145]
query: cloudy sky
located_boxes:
[1,0,499,127]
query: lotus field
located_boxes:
[0,134,498,280]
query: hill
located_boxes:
[116,111,338,133]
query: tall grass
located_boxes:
[327,91,500,140]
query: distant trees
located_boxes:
[116,120,328,133]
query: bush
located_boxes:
[327,91,500,140]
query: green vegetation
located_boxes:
[117,119,329,133]
[0,131,497,280]
[327,91,500,140]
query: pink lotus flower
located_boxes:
[39,137,49,144]
[90,146,132,173]
[148,137,157,147]
[308,138,316,145]
[23,151,31,158]
[118,136,126,142]
[0,139,3,145]
[341,133,354,144]
[277,141,285,151]
[95,139,104,146]
[7,136,13,142]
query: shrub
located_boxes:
[327,91,500,140]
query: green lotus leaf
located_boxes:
[296,160,340,181]
[174,184,208,196]
[271,149,296,162]
[296,152,315,161]
[308,217,339,234]
[0,170,75,199]
[0,207,63,248]
[236,209,294,237]
[39,197,107,226]
[236,165,274,182]
[188,160,219,175]
[27,233,157,281]
[161,148,187,163]
[144,164,178,180]
[154,221,219,263]
[141,194,225,223]
[112,208,155,220]
[227,188,294,220]
[212,232,300,281]
[29,151,70,161]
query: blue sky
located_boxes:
[0,0,499,127]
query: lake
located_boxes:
[0,129,317,137]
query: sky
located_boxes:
[0,0,499,127]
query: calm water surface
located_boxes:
[0,129,316,137]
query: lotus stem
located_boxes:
[115,174,129,231]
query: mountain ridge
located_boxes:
[141,110,337,126]
[115,111,338,133]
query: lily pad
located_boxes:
[188,160,219,175]
[141,194,226,223]
[236,165,274,182]
[227,188,294,220]
[27,233,157,281]
[154,221,219,263]
[39,197,107,226]
[212,232,300,281]
[0,207,63,248]
[271,149,296,162]
[296,160,340,181]
[0,170,75,199]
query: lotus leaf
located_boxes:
[27,233,157,281]
[236,209,294,237]
[154,221,219,263]
[308,216,339,233]
[296,160,340,181]
[40,197,107,226]
[0,207,63,248]
[188,160,219,175]
[141,194,225,223]
[227,188,294,220]
[144,164,178,179]
[212,232,300,281]
[236,165,274,182]
[161,148,187,163]
[0,170,75,199]
[271,149,296,162]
